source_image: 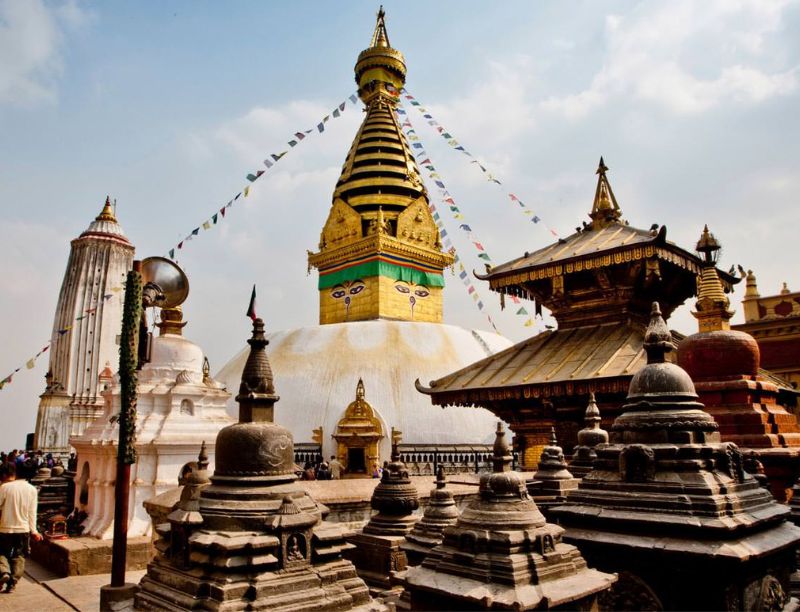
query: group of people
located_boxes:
[0,450,73,481]
[300,455,345,480]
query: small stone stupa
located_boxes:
[678,226,800,500]
[347,428,420,594]
[529,428,579,500]
[401,423,615,610]
[136,318,373,610]
[402,466,459,565]
[569,393,609,477]
[552,302,800,610]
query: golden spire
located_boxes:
[95,195,118,223]
[589,157,622,230]
[308,8,452,325]
[693,225,733,332]
[370,6,390,48]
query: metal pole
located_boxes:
[110,260,142,588]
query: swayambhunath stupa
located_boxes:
[1,3,799,610]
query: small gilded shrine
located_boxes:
[135,318,373,610]
[333,378,385,474]
[307,7,453,324]
[417,158,739,468]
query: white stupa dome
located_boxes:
[215,320,512,460]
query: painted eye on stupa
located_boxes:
[394,285,411,294]
[414,287,430,298]
[331,286,346,299]
[349,283,365,295]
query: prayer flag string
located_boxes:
[398,88,560,239]
[398,106,535,330]
[167,93,360,260]
[0,289,122,391]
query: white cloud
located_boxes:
[540,0,798,118]
[0,0,90,106]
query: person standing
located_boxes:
[0,462,42,593]
[329,455,344,480]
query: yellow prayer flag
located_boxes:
[202,221,211,230]
[244,186,251,197]
[524,318,534,327]
[26,358,35,369]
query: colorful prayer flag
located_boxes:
[349,94,358,104]
[169,249,175,259]
[212,214,218,224]
[516,307,528,315]
[26,359,35,370]
[202,221,211,230]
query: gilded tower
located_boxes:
[307,8,453,324]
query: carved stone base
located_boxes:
[346,532,409,595]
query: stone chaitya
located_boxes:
[528,428,579,501]
[136,318,374,610]
[347,432,420,595]
[402,466,459,565]
[569,393,608,477]
[551,302,800,610]
[401,423,615,610]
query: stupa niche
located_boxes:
[552,302,800,610]
[401,422,615,610]
[136,318,375,610]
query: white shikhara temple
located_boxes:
[35,198,135,456]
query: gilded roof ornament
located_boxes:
[590,157,622,229]
[693,226,733,332]
[95,195,118,223]
[370,6,390,48]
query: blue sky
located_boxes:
[1,0,799,449]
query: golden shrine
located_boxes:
[333,379,384,474]
[307,8,453,325]
[417,159,739,469]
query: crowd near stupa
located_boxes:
[1,6,800,611]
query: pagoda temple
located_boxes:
[216,8,511,473]
[550,302,800,610]
[677,226,800,500]
[35,197,134,457]
[417,159,738,468]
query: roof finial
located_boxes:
[197,441,208,471]
[95,195,118,223]
[236,317,280,423]
[589,157,621,230]
[693,225,732,332]
[370,5,390,48]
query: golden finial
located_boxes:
[370,6,390,48]
[692,225,732,332]
[589,157,621,229]
[95,195,117,223]
[157,305,188,336]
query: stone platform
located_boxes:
[30,535,153,577]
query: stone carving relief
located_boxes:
[285,533,307,564]
[261,433,293,469]
[619,444,656,483]
[599,571,663,611]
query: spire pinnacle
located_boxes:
[370,6,390,48]
[590,157,622,229]
[693,226,733,332]
[643,302,674,364]
[236,317,280,423]
[96,195,118,223]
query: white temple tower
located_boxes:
[34,197,135,456]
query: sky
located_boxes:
[1,0,799,450]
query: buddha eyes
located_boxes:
[414,288,429,298]
[331,287,346,299]
[395,285,411,294]
[349,285,364,295]
[394,284,430,297]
